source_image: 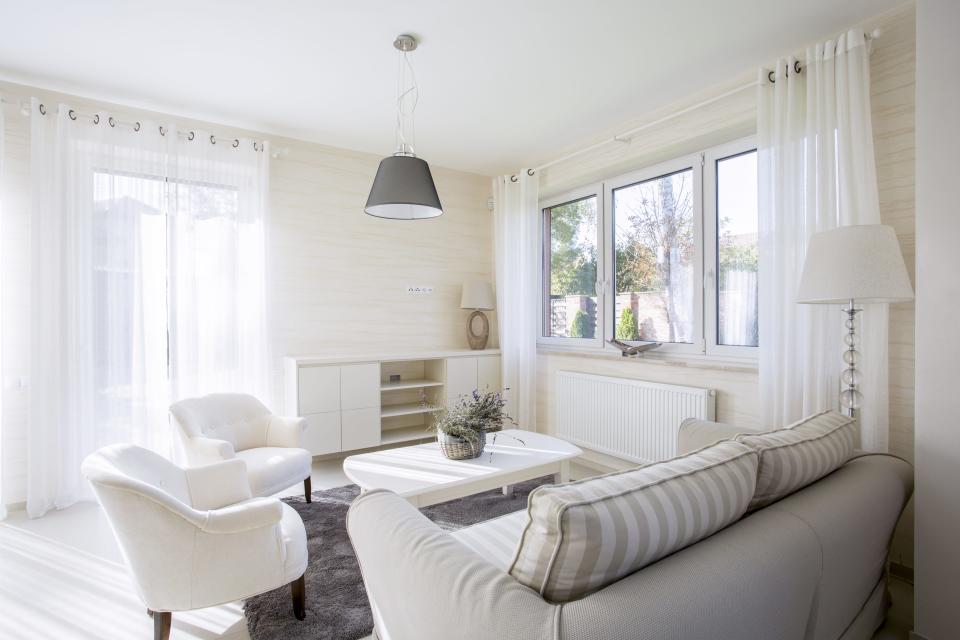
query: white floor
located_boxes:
[0,459,350,640]
[0,456,914,640]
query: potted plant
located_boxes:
[431,389,512,460]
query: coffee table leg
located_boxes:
[502,485,514,497]
[554,461,571,484]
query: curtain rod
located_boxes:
[0,97,289,157]
[520,27,882,178]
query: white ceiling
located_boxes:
[0,0,903,176]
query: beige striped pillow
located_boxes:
[507,441,758,603]
[736,410,857,510]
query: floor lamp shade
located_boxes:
[364,155,443,220]
[796,224,914,416]
[797,224,914,304]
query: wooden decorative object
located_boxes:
[466,310,489,350]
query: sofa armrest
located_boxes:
[201,497,283,534]
[184,458,252,510]
[183,436,236,466]
[678,418,762,455]
[265,415,306,448]
[347,490,557,640]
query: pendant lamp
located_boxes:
[365,34,442,220]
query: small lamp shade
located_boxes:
[460,281,495,310]
[797,224,914,304]
[365,155,443,220]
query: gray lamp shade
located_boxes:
[364,155,443,220]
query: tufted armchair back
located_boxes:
[170,393,273,453]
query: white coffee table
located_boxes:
[343,429,582,507]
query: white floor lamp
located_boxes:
[797,224,914,416]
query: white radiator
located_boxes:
[556,371,716,463]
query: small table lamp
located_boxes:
[461,281,495,350]
[797,224,914,416]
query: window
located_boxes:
[707,146,759,352]
[539,138,758,359]
[610,160,700,348]
[540,187,601,346]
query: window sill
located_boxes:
[536,343,759,374]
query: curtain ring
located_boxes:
[108,116,116,128]
[526,169,534,176]
[210,135,216,145]
[38,103,46,115]
[232,139,240,148]
[768,70,775,83]
[187,131,195,141]
[794,60,802,74]
[159,125,166,136]
[510,175,518,183]
[93,114,100,125]
[134,121,141,132]
[253,141,259,151]
[68,109,77,121]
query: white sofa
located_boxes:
[82,444,309,640]
[169,393,313,502]
[347,420,913,640]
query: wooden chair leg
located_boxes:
[291,574,306,620]
[153,611,171,640]
[304,477,312,503]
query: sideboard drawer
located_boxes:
[298,365,341,414]
[302,411,340,456]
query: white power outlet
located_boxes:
[406,285,434,295]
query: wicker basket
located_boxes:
[437,430,486,460]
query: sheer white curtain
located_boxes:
[27,103,270,517]
[167,133,271,405]
[493,171,539,430]
[758,28,888,450]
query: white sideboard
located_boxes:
[284,349,501,456]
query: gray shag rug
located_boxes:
[243,476,550,640]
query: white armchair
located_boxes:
[169,393,314,502]
[82,444,308,640]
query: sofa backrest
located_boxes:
[558,452,913,640]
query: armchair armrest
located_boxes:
[184,458,252,510]
[678,418,762,455]
[265,415,307,448]
[201,497,283,534]
[183,436,236,466]
[347,490,557,640]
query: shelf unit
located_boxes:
[284,349,501,457]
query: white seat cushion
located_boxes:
[451,510,527,571]
[279,502,309,583]
[236,447,312,497]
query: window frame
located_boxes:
[538,184,604,349]
[604,153,705,355]
[537,136,759,363]
[703,137,759,358]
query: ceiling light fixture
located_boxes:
[364,34,443,220]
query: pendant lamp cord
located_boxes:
[395,47,419,156]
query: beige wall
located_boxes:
[0,82,494,507]
[914,1,960,637]
[535,3,916,563]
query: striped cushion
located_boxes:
[506,441,758,602]
[736,410,857,510]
